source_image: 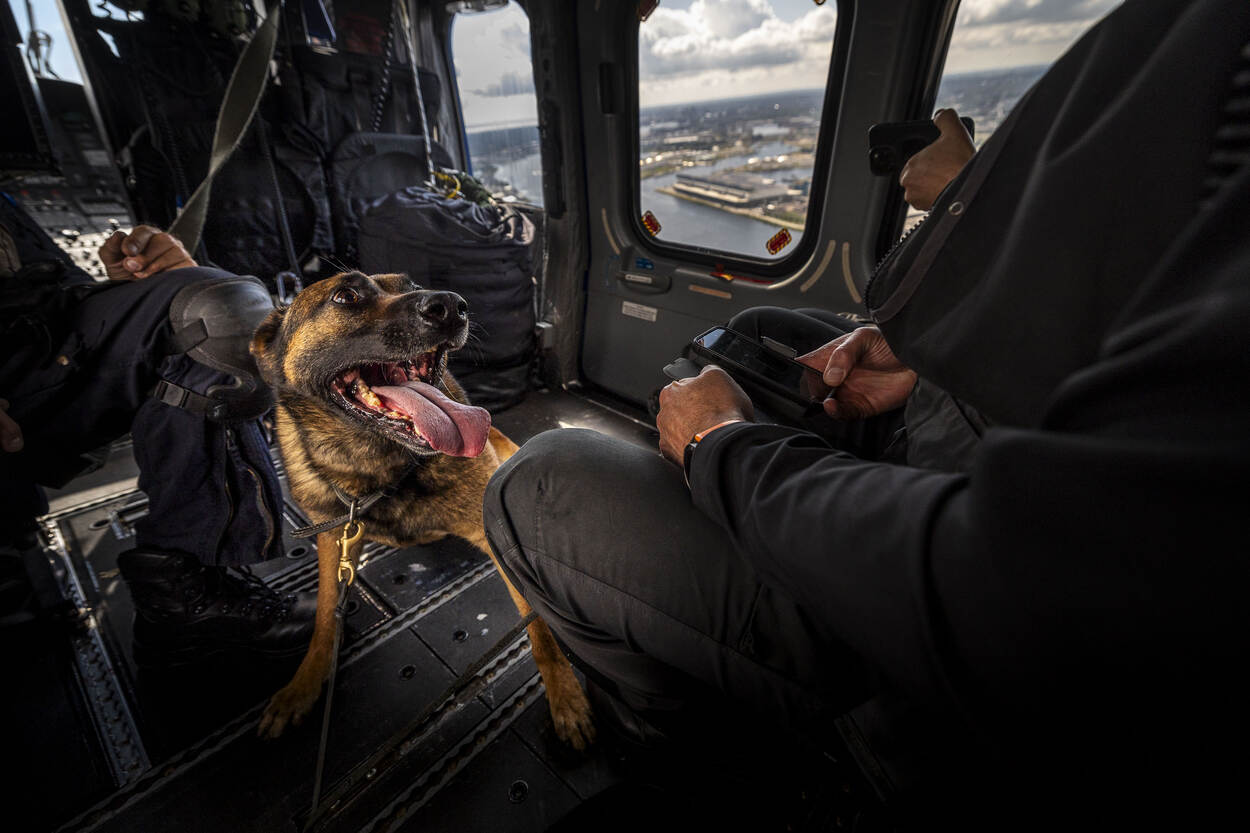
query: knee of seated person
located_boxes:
[727,305,792,337]
[485,428,605,553]
[488,428,605,505]
[112,266,253,322]
[153,265,242,292]
[163,270,276,420]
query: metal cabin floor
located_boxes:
[7,386,868,833]
[6,387,657,833]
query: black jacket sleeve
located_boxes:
[689,422,972,716]
[688,192,1250,752]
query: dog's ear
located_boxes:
[250,306,288,385]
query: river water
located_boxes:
[483,141,808,260]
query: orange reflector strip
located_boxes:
[641,210,662,236]
[766,228,793,255]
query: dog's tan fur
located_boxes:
[249,271,593,747]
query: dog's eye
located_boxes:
[331,288,361,306]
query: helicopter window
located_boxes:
[14,0,86,81]
[450,0,543,207]
[900,0,1125,231]
[635,0,839,263]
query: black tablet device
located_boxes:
[686,326,832,418]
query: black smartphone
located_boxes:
[689,326,832,415]
[867,116,975,176]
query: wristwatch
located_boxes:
[682,419,742,488]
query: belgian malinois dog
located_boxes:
[249,271,594,748]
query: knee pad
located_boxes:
[165,275,275,421]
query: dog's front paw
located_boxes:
[547,673,596,751]
[258,679,323,739]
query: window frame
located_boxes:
[871,0,961,262]
[626,0,853,279]
[444,0,544,207]
[442,10,474,178]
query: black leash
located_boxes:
[296,459,535,831]
[296,463,416,825]
[307,515,362,815]
[308,507,364,819]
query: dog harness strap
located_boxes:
[290,459,421,538]
[290,491,386,538]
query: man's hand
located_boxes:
[656,365,754,464]
[98,225,197,280]
[0,398,23,453]
[899,108,976,211]
[797,327,917,420]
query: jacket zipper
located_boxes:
[864,210,929,316]
[244,465,276,559]
[216,428,236,563]
[222,426,277,561]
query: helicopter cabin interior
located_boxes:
[0,1,1131,831]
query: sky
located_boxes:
[16,0,1122,129]
[633,0,1122,107]
[15,0,84,83]
[455,0,1121,127]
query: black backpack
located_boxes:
[358,187,537,412]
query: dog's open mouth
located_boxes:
[328,351,490,457]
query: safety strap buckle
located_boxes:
[152,379,228,421]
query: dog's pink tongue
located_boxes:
[373,381,490,457]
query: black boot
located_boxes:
[117,549,316,665]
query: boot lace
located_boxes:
[228,566,293,621]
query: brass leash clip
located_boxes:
[337,519,364,585]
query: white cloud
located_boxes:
[944,0,1120,73]
[454,0,1119,121]
[952,18,1098,51]
[453,3,539,130]
[692,0,773,38]
[956,0,1118,25]
[640,0,836,88]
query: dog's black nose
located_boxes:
[417,291,468,326]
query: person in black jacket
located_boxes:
[484,0,1250,827]
[1,197,312,660]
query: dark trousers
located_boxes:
[1,268,282,566]
[484,307,891,743]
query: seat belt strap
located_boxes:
[395,0,433,181]
[168,4,283,256]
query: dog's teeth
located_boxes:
[353,380,385,411]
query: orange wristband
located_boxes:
[682,419,744,487]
